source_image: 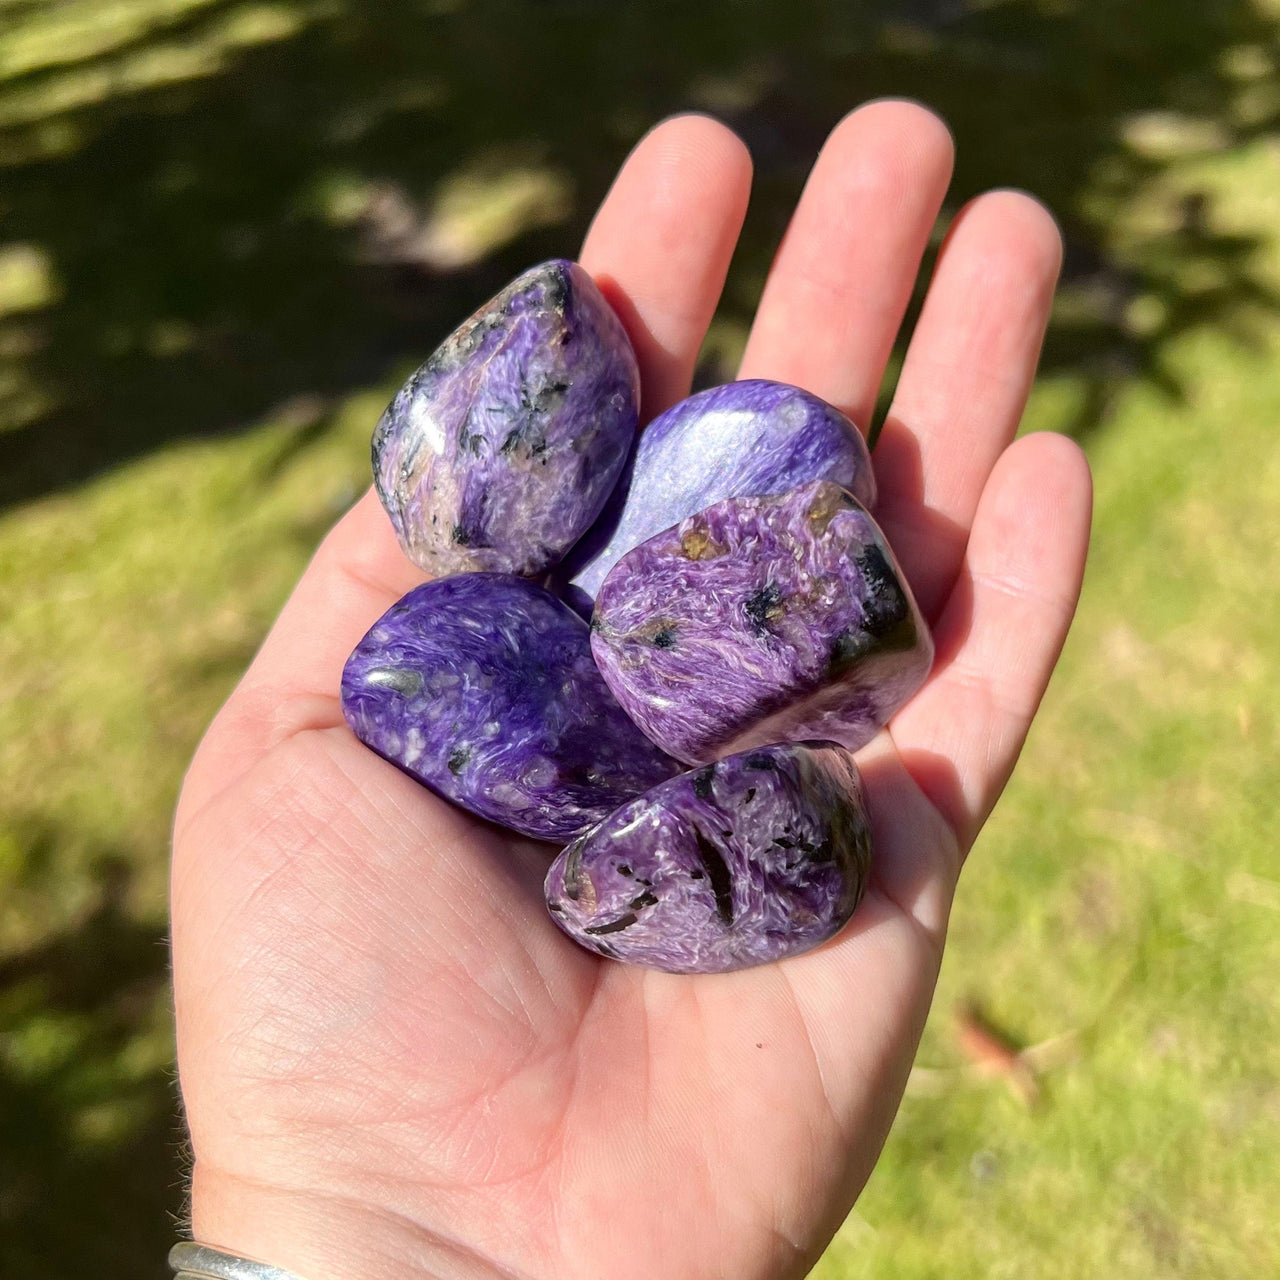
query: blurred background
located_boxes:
[1,0,1278,1275]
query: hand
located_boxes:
[172,102,1091,1280]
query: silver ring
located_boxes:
[170,1241,310,1280]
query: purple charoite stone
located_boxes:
[591,480,933,764]
[544,742,872,973]
[561,379,875,603]
[372,259,640,576]
[341,574,677,842]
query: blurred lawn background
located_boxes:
[1,0,1278,1275]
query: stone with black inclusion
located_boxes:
[372,260,639,577]
[543,742,873,973]
[341,574,677,842]
[590,479,933,764]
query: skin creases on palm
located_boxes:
[171,103,1091,1280]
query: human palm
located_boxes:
[172,103,1091,1280]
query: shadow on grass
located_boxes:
[0,0,1278,515]
[2,1,1279,1275]
[0,846,180,1280]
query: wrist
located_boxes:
[188,1164,513,1280]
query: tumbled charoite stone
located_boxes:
[341,574,677,841]
[544,742,872,973]
[562,379,875,603]
[372,260,639,576]
[591,480,933,764]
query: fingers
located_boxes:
[873,190,1064,621]
[889,432,1093,850]
[581,113,752,422]
[737,100,954,431]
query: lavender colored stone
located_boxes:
[591,480,933,765]
[372,260,639,576]
[560,379,875,604]
[341,574,676,842]
[544,742,872,973]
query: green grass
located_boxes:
[0,383,394,1270]
[2,2,1280,1274]
[815,140,1280,1278]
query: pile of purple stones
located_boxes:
[341,260,933,974]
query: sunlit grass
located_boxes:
[815,138,1280,1278]
[0,0,312,136]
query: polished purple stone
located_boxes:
[544,742,872,973]
[591,480,933,764]
[560,379,875,604]
[341,574,676,842]
[372,260,639,576]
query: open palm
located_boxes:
[172,103,1091,1280]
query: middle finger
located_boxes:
[736,99,955,433]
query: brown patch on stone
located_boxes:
[805,485,849,536]
[562,840,597,913]
[679,525,726,561]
